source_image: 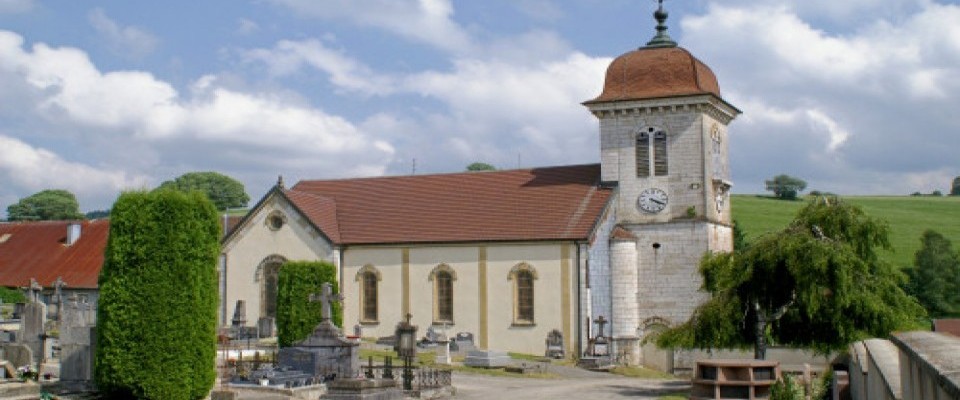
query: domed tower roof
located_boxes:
[584,1,724,105]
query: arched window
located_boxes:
[636,127,668,177]
[355,265,381,323]
[516,271,534,323]
[508,263,538,325]
[436,271,453,322]
[256,255,286,319]
[429,264,457,324]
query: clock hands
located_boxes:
[649,198,666,205]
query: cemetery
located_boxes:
[1,2,959,400]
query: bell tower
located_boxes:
[583,1,740,366]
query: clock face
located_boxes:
[638,188,668,213]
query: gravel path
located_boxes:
[452,371,689,400]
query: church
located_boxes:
[220,5,738,367]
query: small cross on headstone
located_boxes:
[308,282,343,322]
[28,278,42,303]
[594,315,608,339]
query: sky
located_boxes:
[1,0,959,215]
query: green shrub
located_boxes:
[276,260,341,347]
[771,374,805,400]
[0,287,26,303]
[95,190,219,400]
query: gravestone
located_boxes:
[231,300,247,339]
[0,343,32,368]
[18,279,46,366]
[258,317,276,338]
[59,294,95,390]
[545,329,564,359]
[50,277,66,324]
[434,334,451,365]
[464,350,510,368]
[579,315,613,370]
[278,283,360,380]
[453,332,476,353]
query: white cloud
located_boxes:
[683,1,960,194]
[0,134,148,203]
[242,39,396,96]
[268,0,472,53]
[0,30,396,212]
[804,110,849,153]
[88,8,159,60]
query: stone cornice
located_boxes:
[585,94,740,125]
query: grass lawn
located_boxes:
[732,194,960,268]
[656,394,688,400]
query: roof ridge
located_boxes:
[294,163,601,185]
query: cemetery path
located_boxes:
[451,371,690,400]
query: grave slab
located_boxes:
[463,350,510,368]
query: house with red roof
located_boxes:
[221,7,739,364]
[0,220,109,308]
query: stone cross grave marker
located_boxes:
[308,282,342,322]
[594,315,608,339]
[27,278,42,304]
[53,277,66,325]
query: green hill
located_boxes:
[732,195,960,268]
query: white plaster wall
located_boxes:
[341,247,403,336]
[486,243,567,356]
[222,195,334,325]
[340,242,571,357]
[408,246,479,340]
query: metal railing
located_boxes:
[361,356,452,390]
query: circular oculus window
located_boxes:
[267,214,284,230]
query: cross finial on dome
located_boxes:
[644,0,678,48]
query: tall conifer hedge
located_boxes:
[95,190,219,400]
[276,261,341,347]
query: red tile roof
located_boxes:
[585,47,721,104]
[610,226,637,240]
[0,220,108,289]
[286,164,612,245]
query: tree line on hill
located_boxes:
[6,162,503,221]
[4,171,250,221]
[766,173,960,199]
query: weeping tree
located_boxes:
[95,190,220,399]
[658,196,925,359]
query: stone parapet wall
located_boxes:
[848,332,960,400]
[891,331,960,400]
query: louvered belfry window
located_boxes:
[636,131,651,177]
[637,127,668,177]
[653,130,668,176]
